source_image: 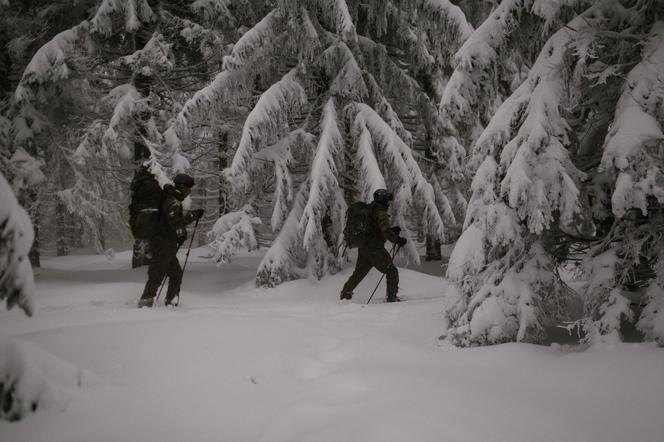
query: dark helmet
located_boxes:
[173,173,195,189]
[373,189,393,204]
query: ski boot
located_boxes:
[137,297,154,308]
[340,290,353,300]
[164,295,179,307]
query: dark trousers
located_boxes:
[140,240,182,302]
[342,246,399,297]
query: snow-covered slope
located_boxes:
[1,249,663,441]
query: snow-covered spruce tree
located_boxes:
[167,0,473,286]
[442,1,610,346]
[0,171,34,316]
[5,0,239,255]
[584,12,664,344]
[443,0,664,346]
[0,175,94,422]
[439,0,581,172]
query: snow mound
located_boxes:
[0,337,95,421]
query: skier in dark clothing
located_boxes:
[340,189,407,302]
[138,173,204,308]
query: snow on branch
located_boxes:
[299,99,343,250]
[454,0,524,70]
[357,36,420,102]
[445,241,567,346]
[256,181,310,287]
[601,20,664,217]
[438,0,528,132]
[190,0,234,23]
[321,42,368,100]
[165,70,245,148]
[439,68,477,133]
[472,8,599,234]
[118,33,174,73]
[224,68,307,193]
[531,0,579,29]
[14,21,90,104]
[581,248,634,342]
[419,0,473,41]
[222,8,281,70]
[252,129,315,232]
[167,12,224,59]
[314,0,357,42]
[271,156,294,232]
[637,282,664,344]
[351,103,445,239]
[91,0,157,36]
[208,205,262,264]
[355,122,386,202]
[300,7,322,61]
[0,172,34,316]
[102,84,144,160]
[363,73,412,146]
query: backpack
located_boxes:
[343,201,375,248]
[128,166,163,241]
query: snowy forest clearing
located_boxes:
[1,250,663,442]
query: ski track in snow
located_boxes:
[1,249,664,442]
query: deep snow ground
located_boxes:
[1,249,663,442]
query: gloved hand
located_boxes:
[396,236,407,247]
[391,226,402,235]
[176,227,187,246]
[192,208,205,220]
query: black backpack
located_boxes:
[128,166,163,241]
[343,201,375,248]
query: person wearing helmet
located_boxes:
[340,189,407,302]
[138,173,204,307]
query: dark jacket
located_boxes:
[369,202,400,247]
[157,185,197,244]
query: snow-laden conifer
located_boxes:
[172,1,472,285]
[256,181,310,287]
[209,205,262,264]
[6,1,228,255]
[221,9,280,71]
[438,0,575,177]
[0,172,34,316]
[601,21,664,218]
[443,0,664,346]
[300,99,344,251]
[587,18,664,342]
[443,4,599,346]
[224,67,308,193]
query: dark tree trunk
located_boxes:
[218,131,229,215]
[56,199,68,256]
[24,190,40,267]
[97,217,106,251]
[425,235,441,261]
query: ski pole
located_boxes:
[154,275,168,304]
[154,242,183,305]
[174,218,200,306]
[366,243,401,305]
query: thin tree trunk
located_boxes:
[425,235,441,261]
[218,131,228,215]
[24,190,40,267]
[56,199,68,256]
